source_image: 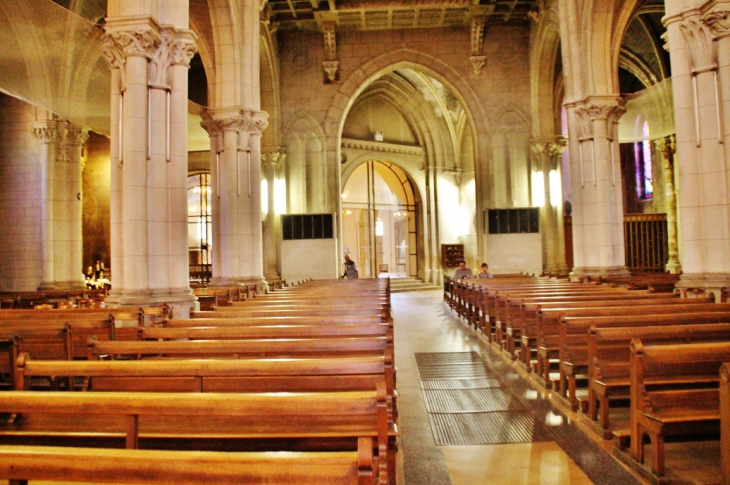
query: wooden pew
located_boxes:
[721,362,730,485]
[0,389,388,485]
[506,293,689,365]
[629,339,730,477]
[88,336,391,360]
[588,323,730,438]
[555,305,730,411]
[140,323,392,341]
[188,312,391,325]
[533,302,730,388]
[0,444,374,485]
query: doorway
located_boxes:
[342,161,418,278]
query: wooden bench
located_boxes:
[15,352,398,424]
[0,389,388,484]
[506,293,688,365]
[140,323,392,341]
[0,444,375,485]
[533,302,730,389]
[188,312,392,325]
[629,339,730,477]
[88,336,391,360]
[588,323,730,438]
[555,305,730,411]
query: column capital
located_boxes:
[102,18,161,60]
[67,124,90,147]
[655,134,677,160]
[201,109,269,136]
[573,97,625,139]
[149,28,198,88]
[261,148,287,170]
[32,121,59,144]
[530,136,567,157]
[679,14,718,74]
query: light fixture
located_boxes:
[549,170,561,207]
[375,219,384,236]
[532,171,545,207]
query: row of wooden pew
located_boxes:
[0,278,395,485]
[444,274,730,483]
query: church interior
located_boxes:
[0,0,729,484]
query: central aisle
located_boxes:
[391,289,643,485]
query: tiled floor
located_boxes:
[392,289,647,485]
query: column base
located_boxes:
[675,273,730,302]
[209,276,268,296]
[53,281,88,291]
[664,259,682,275]
[542,263,571,277]
[569,266,632,282]
[104,287,196,318]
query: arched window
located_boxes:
[188,173,212,282]
[634,120,653,199]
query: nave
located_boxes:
[391,289,718,485]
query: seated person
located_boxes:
[476,263,494,279]
[453,261,473,279]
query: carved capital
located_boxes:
[323,60,340,83]
[170,30,198,67]
[103,27,161,60]
[148,29,173,88]
[573,99,625,138]
[67,125,90,147]
[704,9,730,38]
[242,110,269,134]
[261,149,287,170]
[679,16,717,74]
[530,137,567,157]
[32,123,58,144]
[470,16,486,56]
[470,56,486,75]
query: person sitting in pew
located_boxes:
[476,263,494,279]
[453,261,473,279]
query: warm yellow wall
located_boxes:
[82,133,111,273]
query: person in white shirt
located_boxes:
[476,263,494,279]
[453,261,473,279]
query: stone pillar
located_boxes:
[569,97,630,280]
[656,135,682,274]
[101,16,197,314]
[33,120,58,290]
[262,149,286,282]
[664,4,730,298]
[204,110,269,292]
[531,137,568,275]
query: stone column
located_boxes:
[32,120,58,290]
[569,97,630,280]
[205,110,269,292]
[262,148,286,282]
[664,4,730,297]
[101,17,197,314]
[531,137,568,275]
[656,135,682,274]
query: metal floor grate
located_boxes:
[429,411,551,446]
[416,352,548,446]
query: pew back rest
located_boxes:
[630,339,730,415]
[0,444,374,485]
